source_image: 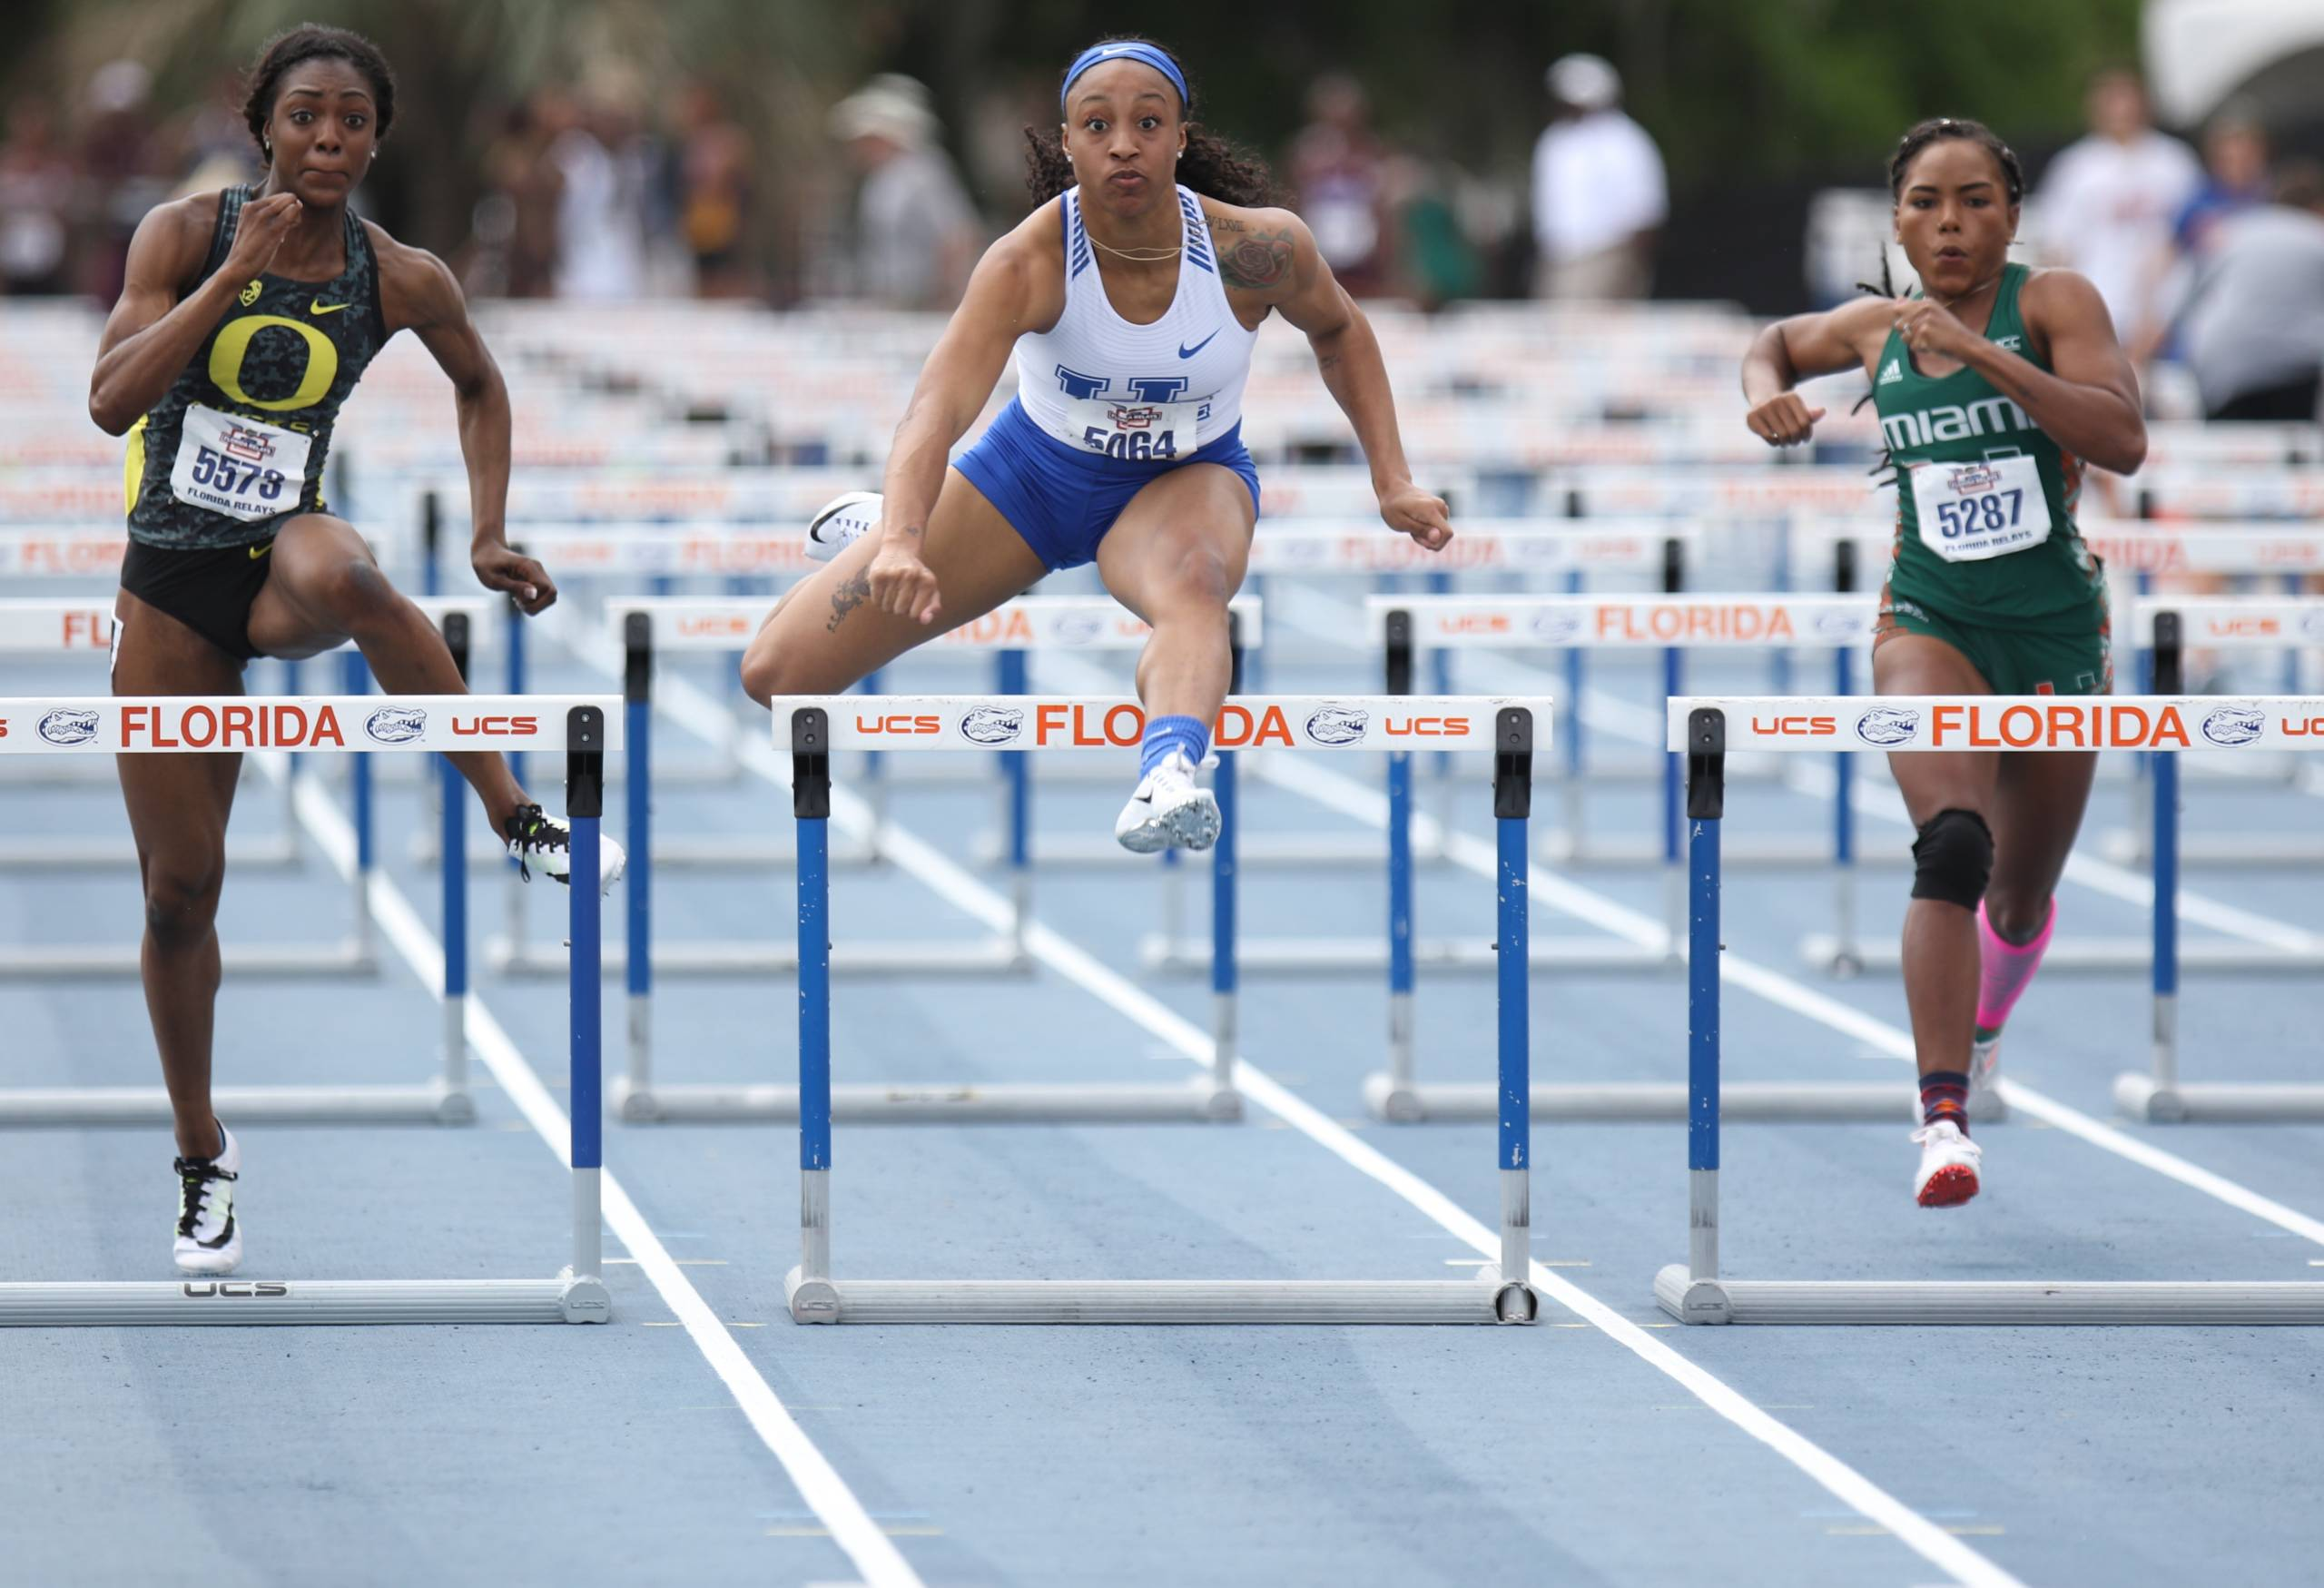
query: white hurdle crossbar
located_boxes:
[776,695,1542,1323]
[1658,695,2324,1325]
[0,695,614,1324]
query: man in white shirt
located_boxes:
[2033,70,2201,346]
[1530,54,1667,301]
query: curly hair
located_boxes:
[1023,35,1275,209]
[241,25,398,153]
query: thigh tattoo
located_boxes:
[825,570,872,634]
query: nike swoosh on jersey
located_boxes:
[310,299,350,316]
[1177,330,1219,360]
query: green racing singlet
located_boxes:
[123,185,389,549]
[1873,262,2102,627]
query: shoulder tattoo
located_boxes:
[1213,220,1295,291]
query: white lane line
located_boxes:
[1256,749,2324,1248]
[274,759,923,1588]
[634,679,2016,1588]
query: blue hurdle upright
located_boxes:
[775,695,1541,1325]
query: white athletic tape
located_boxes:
[1367,593,1876,650]
[0,600,112,652]
[0,695,618,754]
[773,694,1551,752]
[1667,694,2324,753]
[2135,597,2324,647]
[1246,522,1698,575]
[608,595,1262,653]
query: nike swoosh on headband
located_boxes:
[1177,330,1219,360]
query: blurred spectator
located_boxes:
[77,58,167,303]
[678,83,756,299]
[828,76,978,311]
[540,87,649,301]
[0,100,74,295]
[1384,152,1485,311]
[2034,69,2201,347]
[1287,74,1392,296]
[2176,163,2324,421]
[477,101,563,299]
[1530,54,1666,301]
[2132,108,2272,364]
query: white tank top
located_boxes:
[1011,184,1259,464]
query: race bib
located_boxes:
[1911,454,2051,563]
[1061,396,1205,463]
[170,403,308,522]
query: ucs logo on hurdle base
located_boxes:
[181,1282,289,1298]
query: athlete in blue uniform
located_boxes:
[744,37,1451,850]
[86,26,621,1275]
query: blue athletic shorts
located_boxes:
[953,397,1262,572]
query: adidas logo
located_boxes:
[1878,359,1904,386]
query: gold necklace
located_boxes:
[1086,214,1183,262]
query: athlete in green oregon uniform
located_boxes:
[1738,117,2147,1209]
[86,25,622,1277]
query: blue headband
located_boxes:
[1059,43,1189,116]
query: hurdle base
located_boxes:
[1144,933,1678,977]
[0,1081,474,1128]
[413,833,881,871]
[2098,828,2324,868]
[613,1075,1241,1124]
[0,831,301,872]
[1801,933,2324,975]
[1364,1077,2006,1125]
[0,942,376,981]
[783,1267,1532,1325]
[2112,1073,2324,1123]
[1653,1265,2324,1325]
[972,830,1426,871]
[489,936,1032,979]
[0,1270,609,1327]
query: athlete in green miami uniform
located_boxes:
[86,26,621,1277]
[1738,118,2147,1208]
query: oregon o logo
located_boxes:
[209,315,339,412]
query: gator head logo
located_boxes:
[1051,612,1106,645]
[1527,609,1585,644]
[1855,706,1921,747]
[2201,705,2265,747]
[1813,610,1866,639]
[37,708,99,746]
[2297,610,2324,644]
[960,706,1023,745]
[1305,705,1371,746]
[364,706,428,745]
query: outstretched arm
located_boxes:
[1249,211,1450,549]
[869,232,1047,624]
[1739,297,1891,447]
[382,236,551,612]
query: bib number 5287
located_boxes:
[1935,488,2022,538]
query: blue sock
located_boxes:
[1140,715,1209,777]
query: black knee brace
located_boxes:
[1910,808,1993,909]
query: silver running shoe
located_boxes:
[1114,751,1222,854]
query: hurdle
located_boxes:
[2118,611,2324,1121]
[0,694,613,1324]
[608,616,1266,1124]
[0,624,517,1127]
[1795,603,2324,978]
[774,695,1541,1324]
[1656,696,2324,1325]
